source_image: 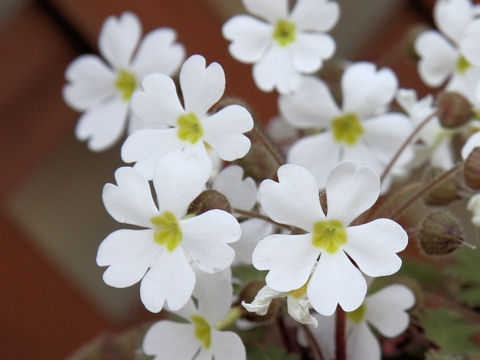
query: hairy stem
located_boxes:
[232,208,293,230]
[250,126,285,167]
[214,306,243,330]
[335,307,346,360]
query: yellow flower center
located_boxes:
[312,219,347,254]
[332,113,364,145]
[288,280,309,299]
[115,69,136,101]
[347,303,366,323]
[177,112,204,144]
[456,55,471,74]
[150,211,182,251]
[273,19,296,47]
[191,315,211,349]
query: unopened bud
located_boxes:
[422,167,461,206]
[187,190,231,215]
[436,92,473,128]
[418,211,464,256]
[319,190,328,215]
[464,147,480,190]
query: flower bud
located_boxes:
[418,210,463,256]
[422,167,461,206]
[464,147,480,190]
[187,190,231,215]
[435,92,473,128]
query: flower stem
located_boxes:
[214,306,243,330]
[335,307,346,360]
[390,163,463,219]
[301,324,324,360]
[232,207,293,230]
[250,126,285,167]
[380,111,437,183]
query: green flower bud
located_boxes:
[418,211,464,256]
[422,167,461,206]
[464,147,480,190]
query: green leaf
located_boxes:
[419,308,480,355]
[246,344,299,360]
[448,248,480,306]
[232,265,267,283]
[426,349,480,360]
[398,257,443,288]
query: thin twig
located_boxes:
[250,126,285,167]
[232,208,293,230]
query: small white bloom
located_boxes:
[143,269,246,360]
[279,63,413,189]
[222,0,339,94]
[243,283,317,326]
[253,162,408,316]
[467,194,480,226]
[299,284,415,360]
[96,152,241,313]
[63,12,185,151]
[121,55,254,179]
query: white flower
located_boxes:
[143,269,246,360]
[212,165,273,265]
[414,0,480,87]
[253,162,408,316]
[96,152,241,313]
[467,194,480,226]
[121,55,254,179]
[299,284,415,360]
[279,63,413,189]
[222,0,339,94]
[242,283,317,326]
[63,12,185,151]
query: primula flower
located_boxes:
[279,63,412,189]
[96,152,240,313]
[63,12,185,151]
[415,0,480,88]
[222,0,339,94]
[121,55,254,179]
[143,269,246,360]
[253,162,408,315]
[299,284,415,360]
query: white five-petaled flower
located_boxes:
[414,0,480,88]
[96,152,241,313]
[279,63,413,189]
[143,269,246,360]
[222,0,339,94]
[299,284,415,360]
[121,55,254,179]
[63,12,185,151]
[253,162,408,316]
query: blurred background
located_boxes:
[0,0,442,358]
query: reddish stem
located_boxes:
[335,307,346,360]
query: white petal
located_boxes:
[121,128,184,179]
[290,0,340,32]
[347,322,380,360]
[75,97,129,152]
[431,136,456,169]
[342,62,398,119]
[131,28,185,78]
[298,314,335,358]
[98,12,141,69]
[180,55,225,115]
[242,285,281,315]
[325,162,380,225]
[308,250,367,315]
[102,166,158,227]
[434,0,473,44]
[97,229,159,287]
[461,20,480,66]
[222,15,273,63]
[181,210,239,273]
[292,32,335,72]
[343,219,408,277]
[194,269,233,324]
[153,151,210,217]
[287,132,342,189]
[143,321,199,360]
[365,284,415,337]
[242,0,288,22]
[131,73,184,127]
[140,247,195,312]
[233,219,274,265]
[287,295,317,326]
[253,46,300,94]
[279,76,340,129]
[253,233,320,292]
[63,55,116,111]
[462,131,480,160]
[213,165,257,211]
[202,105,253,161]
[172,298,197,320]
[211,330,246,360]
[415,30,458,87]
[258,164,324,230]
